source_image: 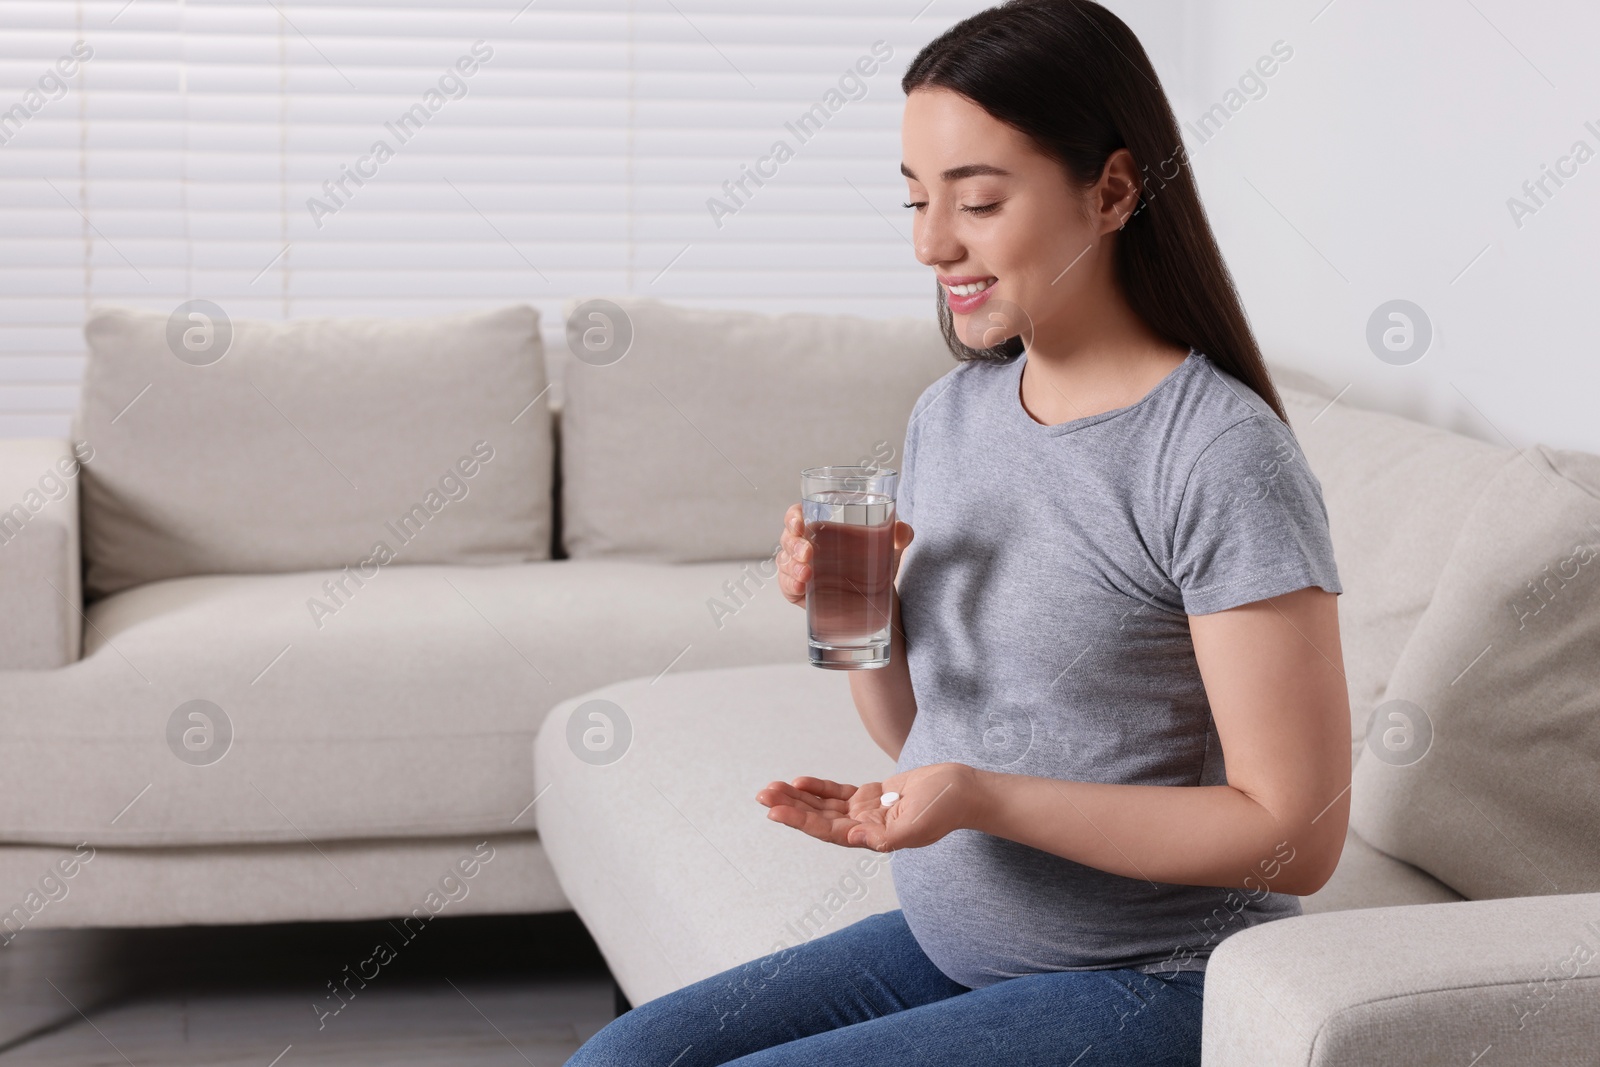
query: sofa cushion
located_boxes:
[1351,444,1600,900]
[0,834,566,931]
[556,296,952,562]
[533,663,900,1005]
[75,304,553,599]
[1301,827,1463,915]
[1272,371,1509,746]
[0,559,803,848]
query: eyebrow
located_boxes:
[900,162,1012,182]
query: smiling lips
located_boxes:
[940,275,998,313]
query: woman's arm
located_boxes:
[965,585,1351,896]
[766,585,1352,897]
[848,584,917,760]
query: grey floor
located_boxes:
[0,914,617,1065]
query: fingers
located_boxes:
[790,776,856,801]
[777,503,812,604]
[756,780,850,813]
[889,520,914,583]
[760,774,889,851]
[764,803,854,848]
[893,520,915,553]
[761,773,919,854]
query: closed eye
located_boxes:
[901,201,1002,216]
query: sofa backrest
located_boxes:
[1274,370,1600,901]
[1271,372,1510,746]
[1349,443,1600,900]
[552,295,952,562]
[75,304,553,600]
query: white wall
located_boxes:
[4,0,1593,454]
[0,0,1185,439]
[1177,0,1600,453]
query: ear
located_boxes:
[1092,148,1143,234]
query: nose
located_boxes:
[913,198,964,270]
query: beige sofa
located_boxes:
[531,324,1600,1063]
[6,296,1597,1062]
[0,297,943,933]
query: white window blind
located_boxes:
[0,0,1185,438]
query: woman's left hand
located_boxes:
[755,763,982,852]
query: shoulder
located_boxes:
[1170,402,1327,545]
[1156,355,1327,532]
[1165,353,1282,439]
[1178,415,1306,515]
[1162,360,1340,612]
[1188,353,1279,421]
[1163,356,1299,486]
[906,355,1009,433]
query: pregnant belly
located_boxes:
[891,828,1290,988]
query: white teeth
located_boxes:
[946,278,996,297]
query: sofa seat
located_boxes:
[0,833,569,931]
[0,559,804,848]
[534,663,901,1006]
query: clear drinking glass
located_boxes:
[801,465,899,670]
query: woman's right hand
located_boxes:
[777,503,813,608]
[777,502,914,609]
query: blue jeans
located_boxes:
[566,909,1205,1066]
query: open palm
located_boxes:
[756,764,976,853]
[756,776,888,849]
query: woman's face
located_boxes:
[900,87,1135,348]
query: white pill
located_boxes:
[880,791,900,806]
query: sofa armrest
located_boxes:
[1203,892,1600,1066]
[0,438,87,668]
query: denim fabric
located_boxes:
[566,909,1204,1066]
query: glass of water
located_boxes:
[800,465,899,670]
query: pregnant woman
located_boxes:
[566,1,1349,1064]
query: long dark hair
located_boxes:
[902,0,1289,423]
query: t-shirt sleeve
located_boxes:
[1169,415,1342,615]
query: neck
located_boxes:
[1015,277,1190,426]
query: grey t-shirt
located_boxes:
[892,347,1342,990]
